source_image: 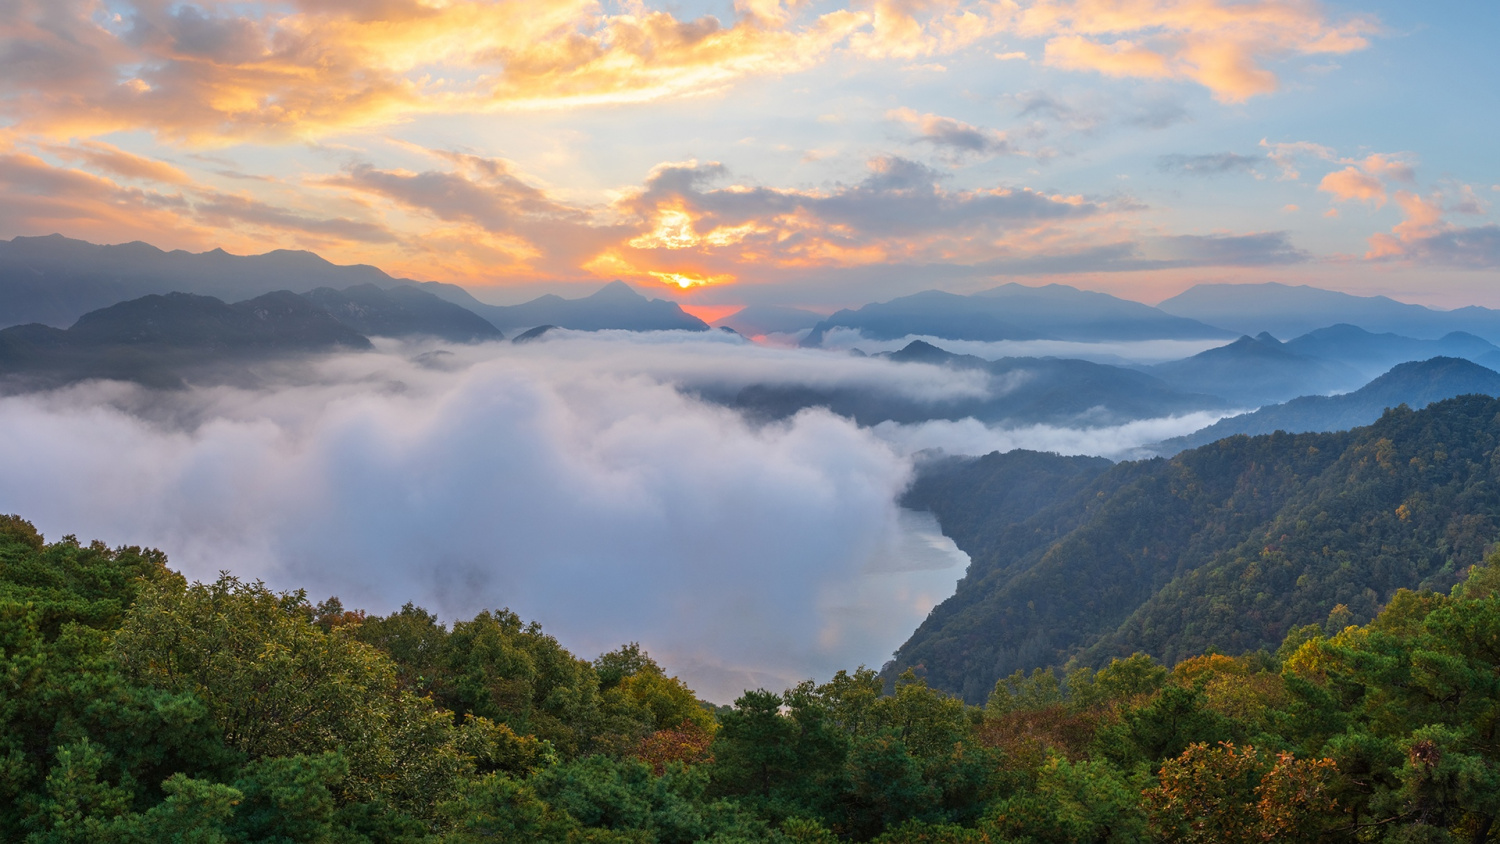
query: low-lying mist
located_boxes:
[0,331,1219,701]
[818,327,1228,365]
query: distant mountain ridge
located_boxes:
[0,291,373,389]
[1280,323,1500,378]
[0,281,513,390]
[1159,282,1500,343]
[712,305,825,337]
[801,283,1233,348]
[303,283,503,343]
[1147,331,1364,406]
[0,235,709,337]
[1152,356,1500,454]
[723,340,1227,428]
[0,234,409,329]
[450,280,708,333]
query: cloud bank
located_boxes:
[0,334,1230,699]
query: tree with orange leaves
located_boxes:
[1145,741,1339,844]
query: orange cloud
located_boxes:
[1318,166,1385,206]
[0,0,869,144]
[43,141,192,185]
[0,0,1378,146]
[1019,0,1377,102]
[1044,36,1173,81]
[1357,153,1416,184]
[1364,187,1500,269]
[1367,191,1444,258]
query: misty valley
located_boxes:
[5,236,1500,841]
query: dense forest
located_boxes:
[4,510,1500,842]
[898,395,1500,703]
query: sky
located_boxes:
[1,0,1497,314]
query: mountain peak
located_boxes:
[587,280,646,302]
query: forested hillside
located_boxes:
[897,395,1500,703]
[5,512,1500,841]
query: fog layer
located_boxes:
[0,332,1210,700]
[818,327,1229,365]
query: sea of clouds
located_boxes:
[0,330,1224,700]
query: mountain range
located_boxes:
[0,235,711,336]
[1152,356,1500,454]
[0,234,406,329]
[0,291,372,389]
[302,283,503,343]
[800,284,1233,348]
[711,305,825,337]
[1145,332,1364,406]
[413,279,708,333]
[722,340,1227,428]
[0,282,509,390]
[1158,282,1500,343]
[896,394,1500,703]
[1279,323,1500,378]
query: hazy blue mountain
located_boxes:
[1147,332,1363,406]
[712,305,825,336]
[511,325,558,343]
[800,283,1233,348]
[455,281,708,333]
[0,234,410,329]
[892,395,1500,702]
[1158,282,1500,342]
[1152,357,1500,455]
[303,283,503,342]
[1281,324,1499,378]
[0,291,372,390]
[725,340,1226,428]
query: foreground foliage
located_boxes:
[3,512,1499,842]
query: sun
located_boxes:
[647,271,734,289]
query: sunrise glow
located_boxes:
[0,1,1490,308]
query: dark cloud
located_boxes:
[1125,98,1191,130]
[889,109,1014,157]
[162,6,267,63]
[1159,231,1308,266]
[1016,92,1075,121]
[328,157,630,270]
[334,162,574,230]
[972,233,1305,274]
[634,157,1096,239]
[194,194,396,243]
[1157,152,1263,175]
[1395,225,1500,269]
[920,122,1008,154]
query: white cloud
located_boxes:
[0,334,1223,699]
[870,411,1237,460]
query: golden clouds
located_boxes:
[41,141,191,186]
[316,148,1129,289]
[0,0,1379,145]
[1319,166,1386,206]
[1318,154,1416,207]
[0,0,858,143]
[592,155,1114,287]
[1018,0,1377,102]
